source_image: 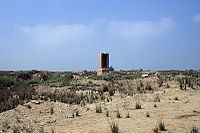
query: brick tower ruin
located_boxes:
[97,52,109,75]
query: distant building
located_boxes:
[97,52,110,75]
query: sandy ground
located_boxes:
[0,84,200,133]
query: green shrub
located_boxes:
[12,125,21,133]
[166,83,170,88]
[135,102,141,109]
[136,86,142,93]
[80,92,84,100]
[90,74,113,81]
[75,110,79,116]
[103,85,109,92]
[50,107,54,115]
[0,75,15,89]
[74,96,81,104]
[116,109,121,118]
[126,112,130,118]
[153,127,159,133]
[145,83,152,90]
[110,121,119,133]
[109,88,115,96]
[126,86,134,96]
[179,79,183,90]
[154,95,160,102]
[106,110,109,117]
[96,105,102,113]
[38,126,44,133]
[22,126,34,133]
[158,78,163,87]
[98,88,103,95]
[190,126,198,133]
[146,112,150,117]
[174,96,179,100]
[158,121,165,131]
[101,95,105,101]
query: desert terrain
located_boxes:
[0,70,200,133]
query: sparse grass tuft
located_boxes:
[50,106,54,115]
[146,112,150,117]
[116,109,121,118]
[12,125,21,133]
[96,105,102,113]
[190,126,198,133]
[135,102,141,109]
[158,78,163,87]
[38,126,44,133]
[51,128,55,133]
[110,121,119,133]
[75,110,79,116]
[126,112,130,118]
[154,95,160,102]
[22,126,34,133]
[158,121,165,131]
[109,88,115,96]
[166,83,170,88]
[106,110,109,117]
[174,96,179,100]
[153,127,159,133]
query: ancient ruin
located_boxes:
[97,52,109,75]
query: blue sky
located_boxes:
[0,0,200,71]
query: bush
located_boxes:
[106,110,109,117]
[146,112,150,117]
[0,75,15,89]
[0,74,37,113]
[38,126,44,133]
[12,125,21,133]
[153,127,159,133]
[136,86,141,93]
[154,95,160,102]
[116,109,121,118]
[50,107,54,115]
[109,88,115,96]
[174,96,179,100]
[126,112,130,118]
[22,126,34,133]
[179,79,183,90]
[75,110,79,116]
[96,105,102,113]
[135,102,141,109]
[74,96,81,104]
[127,86,134,96]
[190,126,198,133]
[158,121,165,131]
[154,104,157,108]
[145,83,152,90]
[158,78,163,87]
[90,74,113,81]
[166,83,170,88]
[103,85,109,92]
[110,121,119,133]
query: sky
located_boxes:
[0,0,200,71]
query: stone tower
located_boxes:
[97,52,109,75]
